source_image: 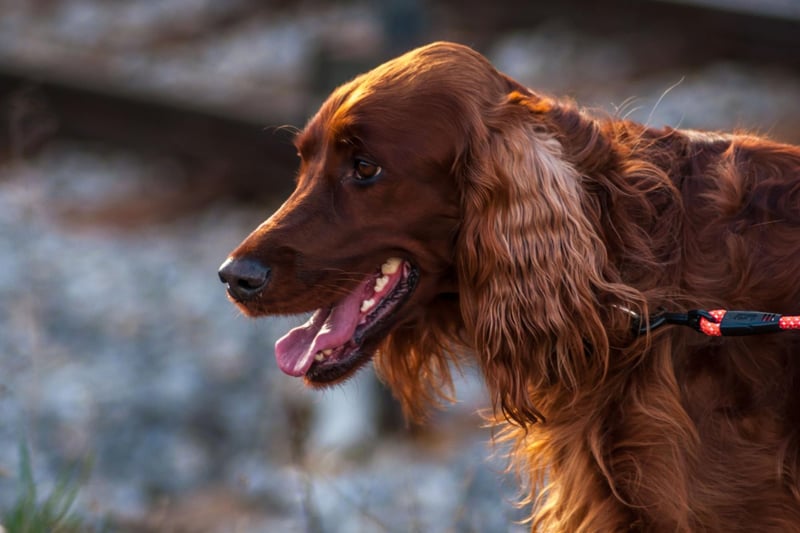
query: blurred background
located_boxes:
[0,1,799,531]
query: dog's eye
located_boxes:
[354,159,382,181]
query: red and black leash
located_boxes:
[634,309,800,337]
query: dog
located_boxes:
[219,42,800,531]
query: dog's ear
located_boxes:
[456,93,641,426]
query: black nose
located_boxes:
[218,257,271,301]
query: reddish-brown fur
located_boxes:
[223,42,800,531]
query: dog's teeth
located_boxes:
[381,258,402,275]
[374,275,389,293]
[314,350,331,362]
[360,298,376,313]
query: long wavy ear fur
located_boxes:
[457,93,642,426]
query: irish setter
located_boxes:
[219,42,800,531]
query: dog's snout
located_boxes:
[218,257,271,301]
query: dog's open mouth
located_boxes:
[274,258,417,384]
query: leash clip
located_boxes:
[633,309,790,336]
[634,309,717,336]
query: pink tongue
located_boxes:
[274,276,372,376]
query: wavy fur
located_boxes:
[225,42,800,531]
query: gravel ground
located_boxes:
[0,141,525,532]
[0,1,384,122]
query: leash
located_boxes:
[627,308,800,337]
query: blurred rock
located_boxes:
[0,140,519,530]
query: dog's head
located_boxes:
[220,43,501,385]
[220,42,638,422]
